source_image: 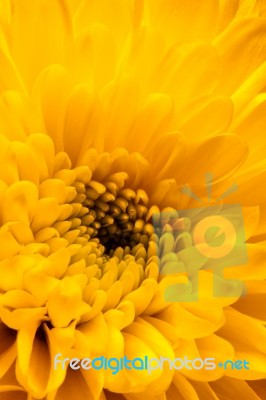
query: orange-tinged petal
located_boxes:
[217,308,266,379]
[211,376,262,400]
[188,382,220,400]
[233,280,266,322]
[248,380,266,400]
[0,386,26,400]
[0,321,17,379]
[166,372,200,400]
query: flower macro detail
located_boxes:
[0,1,266,399]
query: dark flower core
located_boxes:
[71,177,154,255]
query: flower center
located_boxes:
[71,178,154,255]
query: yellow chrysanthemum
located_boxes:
[0,1,266,399]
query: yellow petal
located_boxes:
[156,301,224,340]
[180,97,233,139]
[31,198,60,233]
[158,43,220,109]
[9,0,73,87]
[123,279,157,317]
[32,65,73,152]
[74,0,132,50]
[0,230,20,259]
[9,141,40,184]
[50,368,99,400]
[0,255,38,292]
[179,134,248,189]
[77,313,108,356]
[99,76,141,152]
[235,93,266,167]
[47,277,90,328]
[214,18,266,95]
[149,133,187,182]
[126,94,173,154]
[224,244,266,280]
[63,84,100,165]
[16,321,68,398]
[142,316,180,349]
[0,304,47,330]
[0,47,26,93]
[1,181,38,224]
[232,62,266,116]
[74,24,117,90]
[0,92,43,141]
[26,134,55,180]
[147,0,219,43]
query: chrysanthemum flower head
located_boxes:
[0,1,266,399]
